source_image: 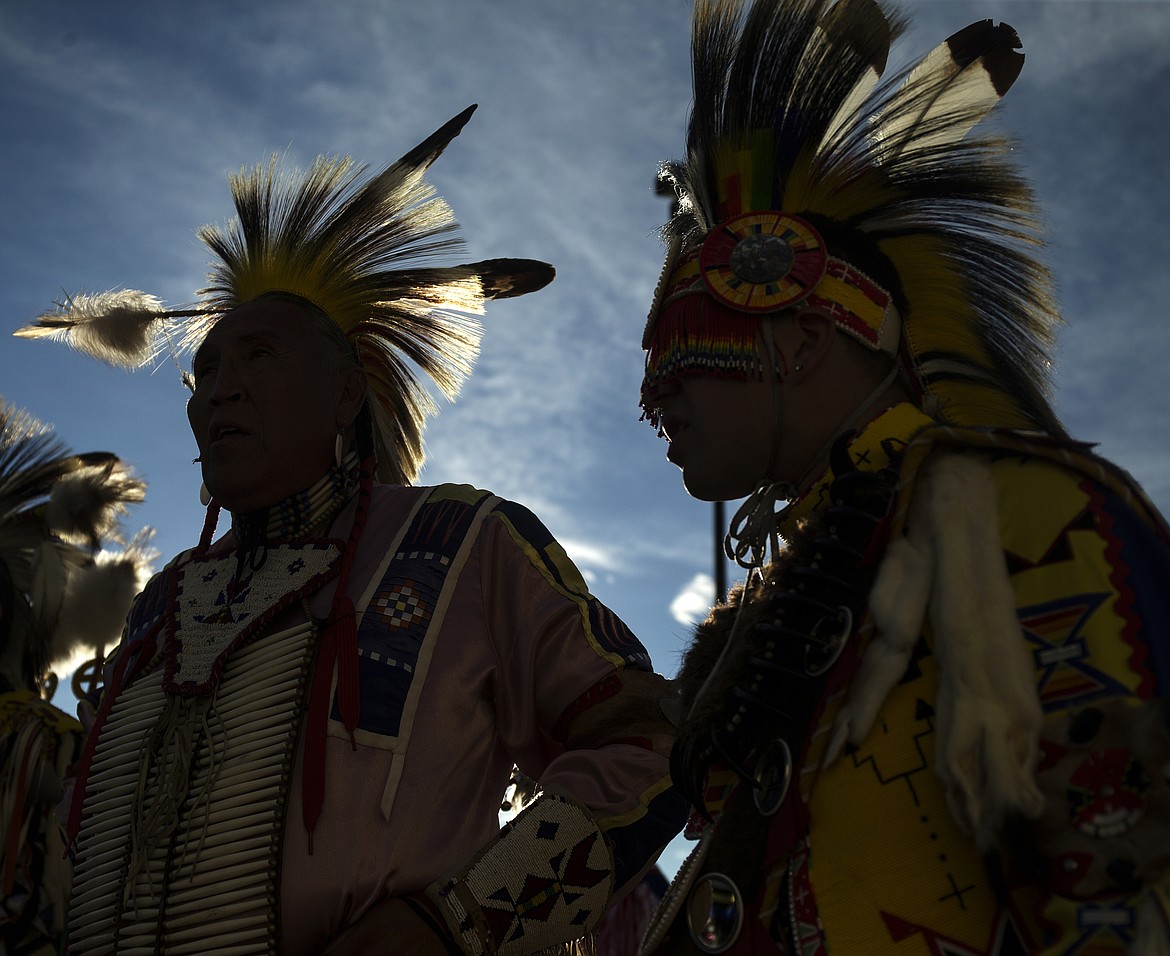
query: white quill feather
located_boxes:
[15,290,170,368]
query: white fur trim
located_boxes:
[1131,891,1170,956]
[919,451,1044,849]
[826,450,1044,852]
[825,533,932,766]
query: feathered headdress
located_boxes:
[0,397,151,697]
[16,105,555,485]
[642,0,1063,436]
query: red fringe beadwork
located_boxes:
[643,293,764,387]
[302,453,375,847]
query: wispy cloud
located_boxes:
[670,573,715,627]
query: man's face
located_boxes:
[646,372,775,502]
[187,299,353,514]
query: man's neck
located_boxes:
[790,372,910,496]
[229,451,362,547]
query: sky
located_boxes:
[3,0,1169,878]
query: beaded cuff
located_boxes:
[429,792,614,955]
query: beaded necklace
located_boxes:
[231,451,360,544]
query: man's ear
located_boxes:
[773,307,836,376]
[336,366,369,430]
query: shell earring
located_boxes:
[199,482,211,506]
[334,433,344,469]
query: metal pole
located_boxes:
[714,500,726,602]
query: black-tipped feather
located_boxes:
[470,259,556,300]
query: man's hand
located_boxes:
[322,897,459,956]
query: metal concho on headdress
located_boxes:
[698,213,827,313]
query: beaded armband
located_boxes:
[429,791,614,955]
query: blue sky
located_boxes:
[3,0,1169,876]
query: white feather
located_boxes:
[819,62,882,159]
[14,290,169,368]
[814,0,894,157]
[46,461,146,546]
[49,531,155,664]
[49,559,138,662]
[873,22,1022,165]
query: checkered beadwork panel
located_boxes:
[440,793,613,955]
[368,580,435,631]
[339,491,492,739]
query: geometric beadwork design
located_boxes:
[167,541,340,694]
[369,581,434,630]
[444,793,613,955]
[879,905,1036,954]
[343,490,490,739]
[786,839,828,955]
[355,647,414,674]
[1019,593,1131,711]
